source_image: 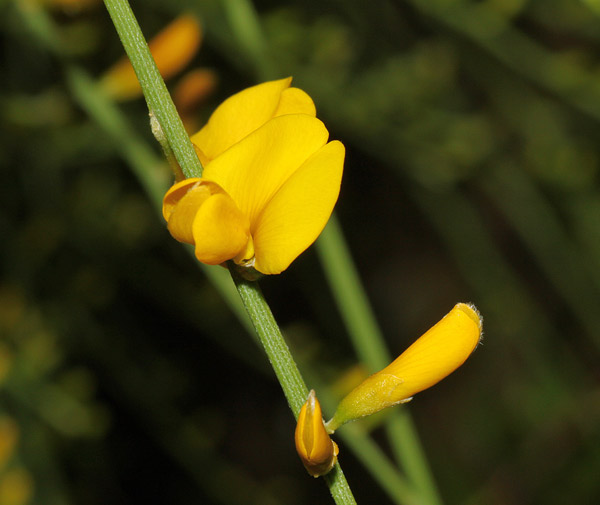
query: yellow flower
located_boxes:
[0,417,18,472]
[295,390,339,478]
[163,78,345,275]
[101,14,202,101]
[0,467,34,505]
[326,303,482,432]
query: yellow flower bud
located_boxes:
[327,303,482,432]
[295,390,339,478]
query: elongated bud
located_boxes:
[326,303,482,432]
[295,390,339,477]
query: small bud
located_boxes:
[295,390,339,478]
[327,303,482,432]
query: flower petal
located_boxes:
[164,179,207,244]
[163,178,202,222]
[191,191,251,265]
[203,114,331,230]
[380,302,482,395]
[164,179,251,265]
[327,303,482,431]
[190,78,293,161]
[274,87,316,117]
[252,140,345,275]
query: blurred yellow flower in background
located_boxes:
[0,468,34,505]
[163,78,345,275]
[0,418,33,505]
[172,68,218,133]
[100,14,202,101]
[0,418,18,472]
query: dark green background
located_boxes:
[1,0,599,503]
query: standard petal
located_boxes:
[190,77,292,161]
[274,87,316,117]
[191,192,251,265]
[251,140,345,275]
[203,114,330,228]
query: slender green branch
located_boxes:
[99,2,357,501]
[229,268,308,413]
[66,65,258,344]
[221,0,275,79]
[316,215,391,370]
[317,216,443,505]
[336,424,421,505]
[209,0,443,500]
[229,267,357,505]
[102,0,203,179]
[408,0,600,124]
[306,375,421,505]
[67,67,169,205]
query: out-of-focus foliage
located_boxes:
[1,0,599,504]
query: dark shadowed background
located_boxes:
[1,0,599,504]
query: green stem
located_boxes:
[99,1,355,501]
[26,0,396,500]
[317,215,391,370]
[230,268,308,413]
[102,0,203,179]
[67,67,169,205]
[221,0,275,79]
[317,215,442,505]
[229,267,357,505]
[308,379,420,505]
[336,424,421,505]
